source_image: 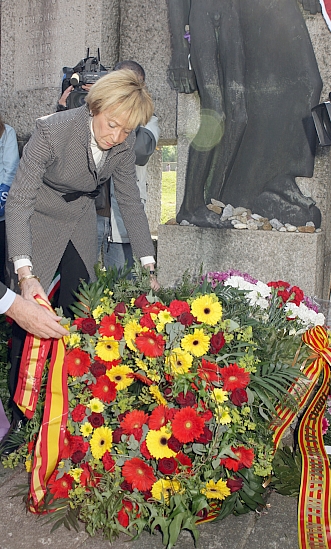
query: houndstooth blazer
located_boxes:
[5,105,155,292]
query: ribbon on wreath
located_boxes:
[13,295,68,511]
[270,325,331,549]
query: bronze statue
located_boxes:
[166,0,323,227]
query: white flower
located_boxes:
[284,302,325,327]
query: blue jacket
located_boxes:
[0,124,19,222]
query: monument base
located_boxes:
[157,225,330,299]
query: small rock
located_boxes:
[211,198,225,208]
[233,223,248,229]
[247,219,258,230]
[316,228,322,233]
[270,218,284,230]
[286,225,297,232]
[180,220,192,226]
[233,207,248,216]
[220,204,234,219]
[279,227,287,232]
[165,218,178,225]
[251,213,264,220]
[298,226,315,233]
[207,204,222,214]
[262,222,272,230]
[306,221,315,227]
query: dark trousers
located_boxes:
[9,241,89,421]
[0,221,6,284]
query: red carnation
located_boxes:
[90,375,117,403]
[176,391,196,407]
[158,457,177,475]
[72,318,84,329]
[172,407,205,443]
[220,363,250,391]
[135,330,166,358]
[289,285,304,305]
[210,331,226,354]
[65,348,91,377]
[230,387,248,406]
[267,280,290,289]
[220,446,254,472]
[81,318,97,335]
[169,299,191,317]
[90,361,107,378]
[88,412,105,428]
[134,294,150,308]
[226,477,244,493]
[122,457,156,491]
[102,451,116,472]
[71,403,87,422]
[99,313,124,340]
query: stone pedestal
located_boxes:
[157,225,328,299]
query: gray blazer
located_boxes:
[6,105,155,291]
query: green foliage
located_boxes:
[269,446,302,496]
[162,146,177,163]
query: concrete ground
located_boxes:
[0,465,299,549]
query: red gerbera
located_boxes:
[65,348,90,377]
[140,440,152,460]
[197,359,222,384]
[135,330,166,358]
[171,407,205,443]
[71,403,87,422]
[168,299,191,317]
[142,301,168,315]
[121,410,149,441]
[99,313,124,340]
[49,473,73,499]
[140,313,156,329]
[176,451,193,473]
[80,463,101,488]
[148,405,173,430]
[220,363,250,391]
[128,372,153,386]
[90,375,117,403]
[102,451,116,472]
[94,358,122,370]
[220,446,255,472]
[122,457,156,491]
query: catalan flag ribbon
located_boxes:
[13,296,68,511]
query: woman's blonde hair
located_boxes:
[85,69,154,128]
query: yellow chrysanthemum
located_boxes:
[106,365,134,390]
[58,461,65,469]
[146,426,176,459]
[25,458,32,473]
[181,329,210,357]
[156,310,174,332]
[215,406,232,425]
[135,358,148,372]
[149,385,167,405]
[80,422,93,437]
[211,388,228,404]
[89,426,113,460]
[69,468,83,482]
[87,398,105,413]
[95,336,120,361]
[68,333,81,348]
[165,348,193,375]
[124,320,144,351]
[201,479,231,500]
[191,294,222,326]
[151,478,182,503]
[92,305,105,321]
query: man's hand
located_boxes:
[6,295,69,339]
[298,0,321,14]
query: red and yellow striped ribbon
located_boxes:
[13,296,68,511]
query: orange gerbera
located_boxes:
[171,407,205,443]
[90,375,117,403]
[220,363,250,390]
[65,348,91,377]
[122,457,156,491]
[120,410,149,441]
[220,446,255,472]
[99,313,124,340]
[197,358,222,384]
[135,330,166,357]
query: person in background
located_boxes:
[97,60,160,273]
[0,117,19,284]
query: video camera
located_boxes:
[62,49,109,109]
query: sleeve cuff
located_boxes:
[140,256,155,267]
[13,258,33,274]
[0,288,16,314]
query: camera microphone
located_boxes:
[70,73,80,86]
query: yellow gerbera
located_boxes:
[80,422,93,437]
[165,348,193,375]
[89,426,113,460]
[95,336,120,361]
[181,329,210,357]
[124,320,144,351]
[87,398,105,413]
[149,385,167,405]
[106,365,134,390]
[215,406,232,425]
[151,478,182,503]
[146,426,176,459]
[211,388,228,404]
[201,479,231,500]
[191,294,222,326]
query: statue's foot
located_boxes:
[253,175,321,227]
[176,206,232,229]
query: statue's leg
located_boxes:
[177,0,246,228]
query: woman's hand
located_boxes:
[144,264,160,292]
[17,267,50,304]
